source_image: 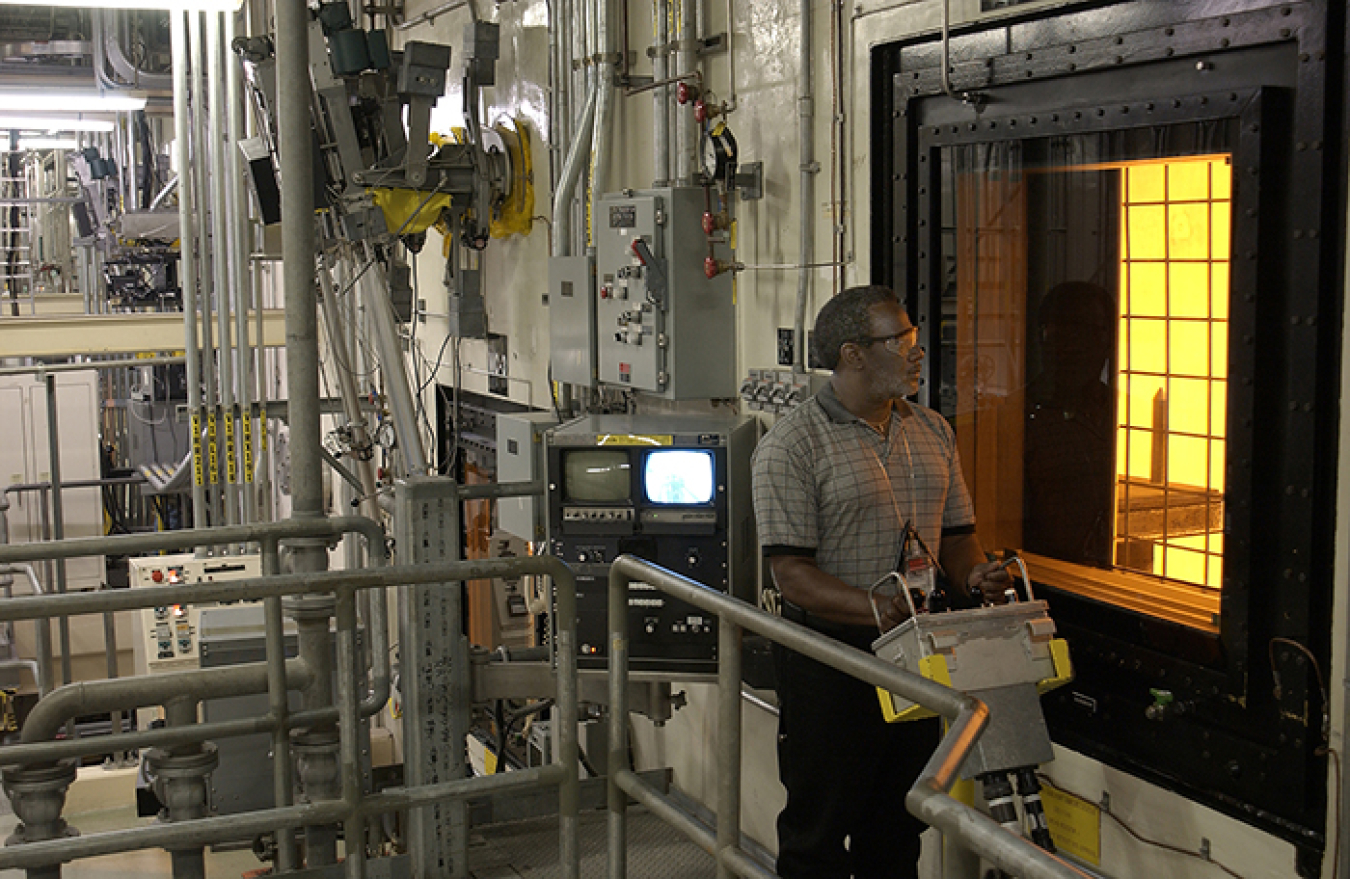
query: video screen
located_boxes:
[563,450,631,503]
[644,449,715,505]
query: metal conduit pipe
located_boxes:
[42,377,71,690]
[207,10,239,529]
[20,659,315,745]
[793,0,814,373]
[317,260,380,519]
[205,10,237,529]
[226,9,257,526]
[588,0,617,246]
[360,254,429,475]
[188,13,221,536]
[673,0,698,183]
[652,0,671,186]
[277,0,330,580]
[551,85,598,257]
[0,501,51,697]
[604,556,1091,879]
[0,557,581,879]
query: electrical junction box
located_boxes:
[496,411,559,541]
[549,254,596,386]
[595,188,736,399]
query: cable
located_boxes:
[1036,772,1247,879]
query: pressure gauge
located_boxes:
[376,420,397,451]
[700,122,738,183]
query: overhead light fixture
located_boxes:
[0,0,242,8]
[19,138,80,151]
[0,93,146,114]
[0,116,116,133]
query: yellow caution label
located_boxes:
[241,416,255,483]
[224,411,238,484]
[596,434,672,447]
[1041,782,1101,866]
[207,411,219,484]
[259,415,268,452]
[191,412,204,488]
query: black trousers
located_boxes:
[774,639,938,879]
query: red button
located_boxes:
[151,570,163,583]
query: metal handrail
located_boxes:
[605,554,1091,879]
[0,555,582,879]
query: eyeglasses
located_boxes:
[854,327,921,357]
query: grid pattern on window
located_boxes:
[1116,157,1230,590]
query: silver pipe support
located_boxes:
[606,555,1091,879]
[21,659,314,744]
[207,10,239,528]
[0,557,580,877]
[793,0,814,373]
[277,0,324,533]
[715,603,742,879]
[226,11,255,525]
[318,260,380,520]
[101,608,126,766]
[171,11,210,530]
[652,0,671,186]
[551,83,598,258]
[360,255,429,476]
[43,376,71,691]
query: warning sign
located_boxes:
[1041,781,1101,866]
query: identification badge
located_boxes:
[904,545,937,599]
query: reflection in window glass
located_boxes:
[936,136,1232,631]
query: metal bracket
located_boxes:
[734,161,764,201]
[697,33,728,56]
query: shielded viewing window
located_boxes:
[932,129,1235,633]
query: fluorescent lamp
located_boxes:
[19,138,80,151]
[0,0,242,8]
[0,116,116,133]
[0,93,146,114]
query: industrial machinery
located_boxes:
[546,414,756,673]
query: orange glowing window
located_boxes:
[1116,157,1229,592]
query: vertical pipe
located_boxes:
[276,0,325,532]
[0,498,51,697]
[606,568,629,879]
[336,587,365,879]
[102,609,124,764]
[171,11,210,533]
[793,0,815,372]
[190,11,222,532]
[43,376,71,690]
[261,540,297,871]
[588,0,617,238]
[227,8,258,526]
[556,571,580,879]
[255,259,273,522]
[673,0,697,184]
[714,616,742,879]
[652,0,670,186]
[207,10,239,529]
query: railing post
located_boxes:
[715,613,743,879]
[607,562,630,879]
[553,561,580,879]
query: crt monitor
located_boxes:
[562,449,631,503]
[643,449,715,505]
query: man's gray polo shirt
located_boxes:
[751,382,976,591]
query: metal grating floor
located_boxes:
[468,806,719,878]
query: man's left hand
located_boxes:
[966,560,1014,605]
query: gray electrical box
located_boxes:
[549,255,596,386]
[595,188,736,399]
[496,411,558,541]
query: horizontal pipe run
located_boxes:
[0,356,185,378]
[0,516,387,566]
[359,764,567,816]
[21,659,313,743]
[5,476,146,496]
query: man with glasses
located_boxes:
[752,285,1010,879]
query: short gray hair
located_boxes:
[811,285,902,371]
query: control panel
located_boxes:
[128,553,263,676]
[739,368,826,415]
